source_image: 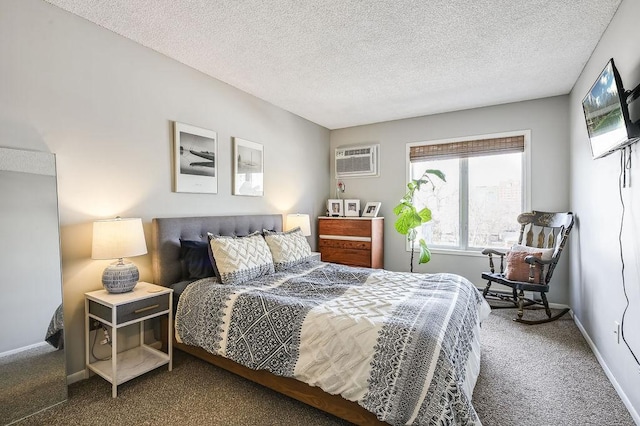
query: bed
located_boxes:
[151,214,490,425]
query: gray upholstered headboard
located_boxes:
[151,214,283,287]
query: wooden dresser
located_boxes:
[318,217,384,269]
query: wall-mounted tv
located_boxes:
[582,58,640,159]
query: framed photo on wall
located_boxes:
[344,199,360,217]
[362,201,381,217]
[327,199,344,217]
[233,137,264,196]
[173,122,217,194]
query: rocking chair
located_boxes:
[481,211,574,325]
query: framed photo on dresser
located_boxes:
[362,201,381,217]
[344,199,360,217]
[327,199,343,217]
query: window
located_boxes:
[407,132,529,252]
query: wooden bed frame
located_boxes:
[152,215,386,425]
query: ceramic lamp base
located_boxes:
[102,261,139,293]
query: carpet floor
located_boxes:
[16,308,635,425]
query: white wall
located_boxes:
[0,0,330,377]
[330,96,571,301]
[569,0,640,420]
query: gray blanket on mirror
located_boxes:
[45,304,64,350]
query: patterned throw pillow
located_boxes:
[504,251,543,283]
[510,244,554,276]
[263,227,312,271]
[208,232,274,285]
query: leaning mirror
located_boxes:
[0,147,67,424]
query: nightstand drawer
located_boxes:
[88,293,170,324]
[118,294,169,323]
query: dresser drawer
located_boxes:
[319,219,372,238]
[321,248,371,267]
[89,293,170,324]
[319,239,371,250]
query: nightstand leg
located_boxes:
[112,323,118,398]
[85,299,90,378]
[168,294,173,371]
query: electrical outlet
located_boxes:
[614,321,620,344]
[100,327,112,346]
[89,320,102,331]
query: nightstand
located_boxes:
[85,282,173,397]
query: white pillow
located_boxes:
[208,232,274,285]
[263,227,312,271]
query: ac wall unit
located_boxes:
[335,144,379,178]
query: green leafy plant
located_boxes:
[393,169,446,272]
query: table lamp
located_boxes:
[91,217,147,293]
[285,213,311,236]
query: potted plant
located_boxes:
[393,169,445,272]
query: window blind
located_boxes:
[410,135,525,162]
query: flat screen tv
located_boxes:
[582,58,640,159]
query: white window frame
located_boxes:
[405,130,532,256]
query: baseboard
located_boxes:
[67,369,87,385]
[0,341,49,358]
[572,313,640,425]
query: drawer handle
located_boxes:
[134,304,159,314]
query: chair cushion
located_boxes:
[511,244,554,276]
[504,250,543,283]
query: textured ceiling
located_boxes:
[45,0,621,129]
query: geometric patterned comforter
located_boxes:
[175,261,491,425]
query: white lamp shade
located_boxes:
[285,214,311,236]
[91,218,148,260]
